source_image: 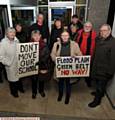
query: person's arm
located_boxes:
[75,42,82,56]
[109,38,115,74]
[50,43,58,62]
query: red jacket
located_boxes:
[76,29,96,58]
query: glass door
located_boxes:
[49,6,73,31]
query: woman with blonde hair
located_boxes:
[0,27,24,97]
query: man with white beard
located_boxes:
[76,21,96,87]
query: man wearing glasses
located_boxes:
[88,24,115,108]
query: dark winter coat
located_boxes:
[31,39,50,70]
[91,35,115,80]
[50,27,63,50]
[16,31,27,43]
[39,42,50,70]
[68,21,83,33]
[28,23,49,42]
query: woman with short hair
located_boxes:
[30,30,50,99]
[0,27,24,97]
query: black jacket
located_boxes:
[16,31,27,43]
[39,44,50,70]
[68,21,83,33]
[28,23,49,42]
[50,27,63,50]
[91,35,115,79]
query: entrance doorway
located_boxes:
[38,0,88,31]
[49,6,73,30]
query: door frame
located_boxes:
[11,6,37,24]
[48,2,74,31]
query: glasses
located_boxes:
[100,29,108,32]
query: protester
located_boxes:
[76,21,96,87]
[15,23,27,43]
[0,27,24,97]
[68,14,83,33]
[50,18,64,51]
[88,24,115,108]
[69,24,79,41]
[30,30,50,99]
[51,30,82,104]
[29,13,49,45]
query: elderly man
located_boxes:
[29,13,49,44]
[76,21,96,87]
[88,24,115,108]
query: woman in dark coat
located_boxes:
[50,18,64,51]
[30,30,50,99]
[69,24,79,41]
[15,23,27,43]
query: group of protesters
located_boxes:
[0,13,115,108]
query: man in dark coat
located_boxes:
[28,13,49,45]
[68,14,83,33]
[88,24,115,108]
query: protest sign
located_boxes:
[56,56,90,78]
[17,42,39,78]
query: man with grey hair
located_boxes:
[0,27,24,97]
[76,21,96,87]
[88,24,115,108]
[29,13,49,44]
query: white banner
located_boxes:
[17,42,39,78]
[56,56,91,78]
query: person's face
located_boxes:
[84,23,92,33]
[32,33,41,42]
[37,14,44,24]
[7,31,16,40]
[72,17,79,24]
[100,26,111,39]
[15,25,22,32]
[61,31,69,43]
[71,26,77,33]
[55,20,61,28]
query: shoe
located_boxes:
[12,93,19,98]
[57,93,63,101]
[39,92,45,97]
[88,96,101,108]
[32,93,36,99]
[65,94,70,104]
